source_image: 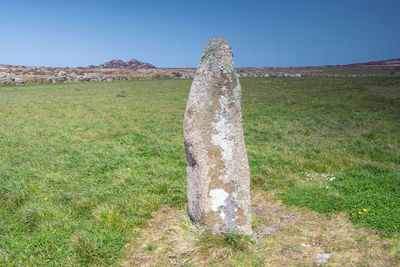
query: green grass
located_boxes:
[0,80,190,266]
[0,77,399,265]
[280,164,400,234]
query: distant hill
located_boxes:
[89,58,156,69]
[342,58,400,69]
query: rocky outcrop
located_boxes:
[97,58,156,69]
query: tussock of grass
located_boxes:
[123,208,254,266]
[71,229,126,266]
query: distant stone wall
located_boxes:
[1,68,398,86]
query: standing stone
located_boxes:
[183,37,251,235]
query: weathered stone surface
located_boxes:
[183,37,251,235]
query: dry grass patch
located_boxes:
[122,208,251,266]
[123,190,399,266]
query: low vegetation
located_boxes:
[0,77,399,265]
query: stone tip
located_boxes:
[207,36,228,47]
[210,36,225,42]
[201,36,233,64]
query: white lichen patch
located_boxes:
[209,189,229,212]
[211,132,234,161]
[211,96,234,161]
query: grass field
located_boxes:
[0,77,399,265]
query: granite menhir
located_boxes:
[183,37,251,235]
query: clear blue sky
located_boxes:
[1,0,399,68]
